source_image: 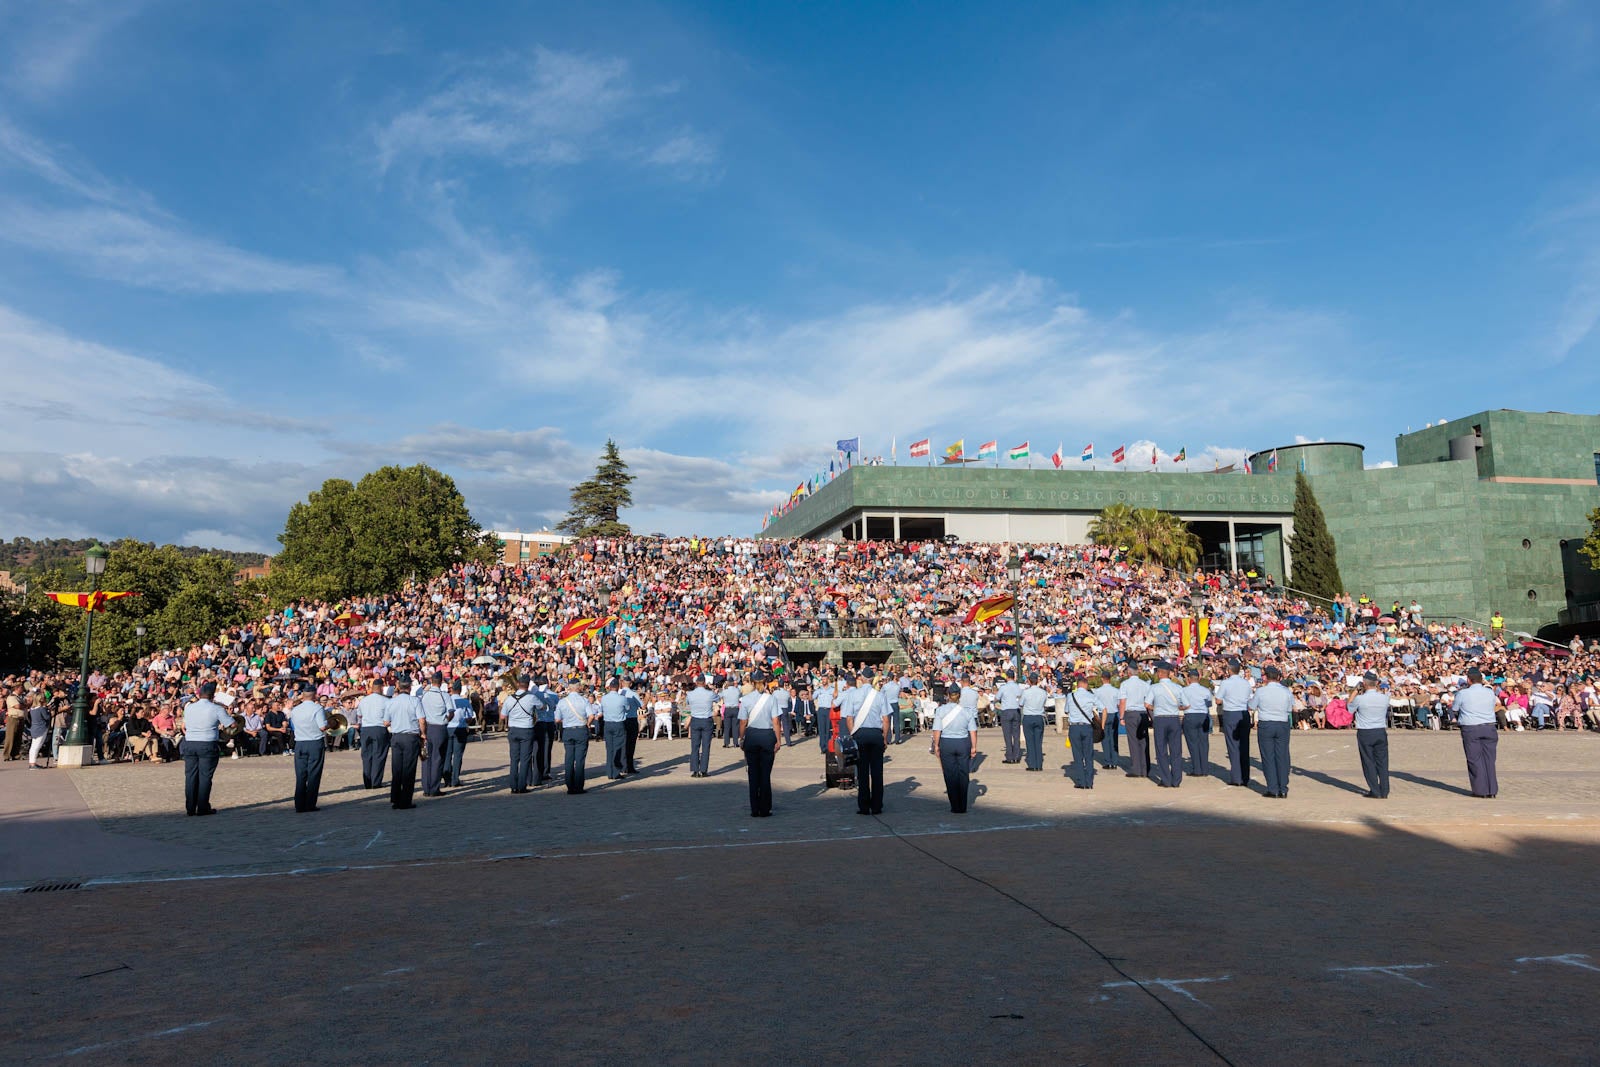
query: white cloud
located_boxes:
[0,0,144,99]
[0,200,341,294]
[0,118,340,296]
[374,46,715,176]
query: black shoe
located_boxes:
[1124,772,1139,777]
[393,803,415,809]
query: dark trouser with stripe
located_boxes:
[854,728,886,813]
[359,725,389,787]
[1152,716,1183,787]
[623,716,639,772]
[689,717,714,774]
[999,709,1022,762]
[1460,722,1498,797]
[422,724,447,794]
[938,737,972,811]
[293,739,325,812]
[1068,723,1095,788]
[1022,714,1046,770]
[1258,720,1290,795]
[563,727,590,793]
[1124,711,1151,777]
[1182,713,1210,778]
[389,733,420,808]
[533,721,556,781]
[1221,710,1251,785]
[604,721,626,778]
[1100,714,1119,769]
[181,740,219,815]
[1357,726,1389,797]
[507,726,534,791]
[722,707,741,746]
[742,727,776,815]
[817,713,832,754]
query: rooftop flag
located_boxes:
[1267,449,1279,472]
[1081,443,1093,462]
[836,436,859,453]
[1173,446,1187,462]
[1007,442,1029,461]
[943,439,965,462]
[1112,444,1127,464]
[1052,442,1064,469]
[977,440,998,459]
[910,438,931,458]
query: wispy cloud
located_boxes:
[0,117,340,295]
[0,0,145,99]
[375,46,716,176]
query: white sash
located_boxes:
[854,687,882,731]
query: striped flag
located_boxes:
[1267,449,1279,472]
[1081,443,1093,462]
[1112,444,1126,464]
[977,440,998,459]
[1007,442,1029,461]
[1244,455,1253,474]
[1173,447,1186,463]
[962,594,1016,625]
[909,438,931,458]
[943,439,965,463]
[557,617,597,644]
[1051,442,1064,469]
[46,591,138,612]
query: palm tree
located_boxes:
[1088,505,1200,571]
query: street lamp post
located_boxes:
[1006,551,1024,681]
[22,636,32,673]
[59,543,109,767]
[135,623,147,660]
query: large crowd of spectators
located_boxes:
[4,535,1599,766]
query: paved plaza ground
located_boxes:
[4,727,1600,1064]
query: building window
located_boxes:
[1594,452,1600,486]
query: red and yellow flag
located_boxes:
[585,615,617,636]
[962,594,1016,626]
[557,617,597,644]
[46,591,138,613]
[1178,618,1194,660]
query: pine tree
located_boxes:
[559,439,635,537]
[1287,472,1344,599]
[1581,507,1600,573]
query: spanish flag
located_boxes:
[557,617,597,644]
[962,594,1016,625]
[47,591,139,613]
[585,615,617,636]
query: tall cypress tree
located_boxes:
[1287,471,1344,599]
[559,439,635,536]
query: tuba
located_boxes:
[325,711,349,740]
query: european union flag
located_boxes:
[836,437,860,453]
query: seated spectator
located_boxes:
[1324,693,1352,729]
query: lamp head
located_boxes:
[84,543,109,576]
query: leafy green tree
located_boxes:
[1581,507,1600,573]
[1088,504,1200,570]
[559,439,635,537]
[1287,471,1344,599]
[275,465,489,601]
[24,540,252,672]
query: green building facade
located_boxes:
[759,410,1600,637]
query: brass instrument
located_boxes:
[325,711,349,740]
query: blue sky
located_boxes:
[2,0,1598,551]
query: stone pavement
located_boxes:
[4,725,1599,888]
[5,727,1600,1065]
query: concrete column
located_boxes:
[1228,518,1237,572]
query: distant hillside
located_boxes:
[0,537,268,577]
